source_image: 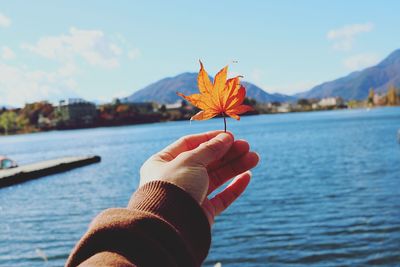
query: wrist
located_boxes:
[128,180,211,264]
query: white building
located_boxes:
[165,101,183,110]
[277,103,291,113]
[318,97,343,108]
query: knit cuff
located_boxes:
[128,180,211,264]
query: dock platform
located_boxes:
[0,155,101,188]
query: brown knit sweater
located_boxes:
[65,181,211,267]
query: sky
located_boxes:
[1,0,400,107]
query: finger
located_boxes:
[208,152,259,194]
[201,199,215,226]
[207,139,249,172]
[210,171,251,216]
[156,130,233,161]
[186,133,234,166]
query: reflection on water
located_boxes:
[0,107,399,266]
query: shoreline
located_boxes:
[1,106,397,137]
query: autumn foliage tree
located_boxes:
[19,102,54,125]
[387,85,398,105]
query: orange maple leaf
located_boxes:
[177,61,254,130]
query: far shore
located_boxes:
[1,105,398,137]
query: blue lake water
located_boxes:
[0,107,399,267]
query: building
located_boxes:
[276,103,291,113]
[373,94,387,106]
[38,114,53,129]
[129,102,158,113]
[165,101,183,110]
[318,97,344,108]
[58,98,97,126]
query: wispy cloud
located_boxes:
[0,27,141,106]
[343,53,380,71]
[0,62,81,106]
[0,13,11,28]
[128,48,140,60]
[1,46,15,60]
[327,23,374,51]
[22,27,123,68]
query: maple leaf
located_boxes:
[177,61,254,131]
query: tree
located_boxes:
[181,100,187,107]
[387,85,398,105]
[159,104,166,113]
[16,115,29,131]
[368,88,375,105]
[112,98,121,105]
[20,102,54,125]
[0,111,18,135]
[297,98,310,106]
[116,104,130,114]
[243,97,257,106]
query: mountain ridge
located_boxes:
[296,49,400,100]
[127,72,295,104]
[127,49,400,103]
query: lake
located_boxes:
[0,107,399,267]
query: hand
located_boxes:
[139,131,259,225]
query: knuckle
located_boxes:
[203,139,224,154]
[179,136,192,149]
[176,152,191,164]
[157,151,174,161]
[177,136,186,144]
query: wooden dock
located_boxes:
[0,155,101,188]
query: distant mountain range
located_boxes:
[126,72,295,104]
[126,49,400,103]
[296,49,400,100]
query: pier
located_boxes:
[0,155,101,188]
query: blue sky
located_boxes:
[1,0,400,106]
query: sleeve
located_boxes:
[65,181,211,267]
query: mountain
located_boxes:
[127,72,295,104]
[296,49,400,100]
[241,81,296,103]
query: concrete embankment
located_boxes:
[0,155,101,188]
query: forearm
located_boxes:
[65,181,211,267]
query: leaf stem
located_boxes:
[223,114,227,132]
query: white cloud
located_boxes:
[327,23,374,51]
[110,44,122,55]
[57,62,78,77]
[0,13,11,28]
[128,48,140,60]
[1,46,15,59]
[343,53,380,71]
[1,28,140,106]
[22,27,122,68]
[0,62,79,107]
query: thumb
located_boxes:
[188,133,233,166]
